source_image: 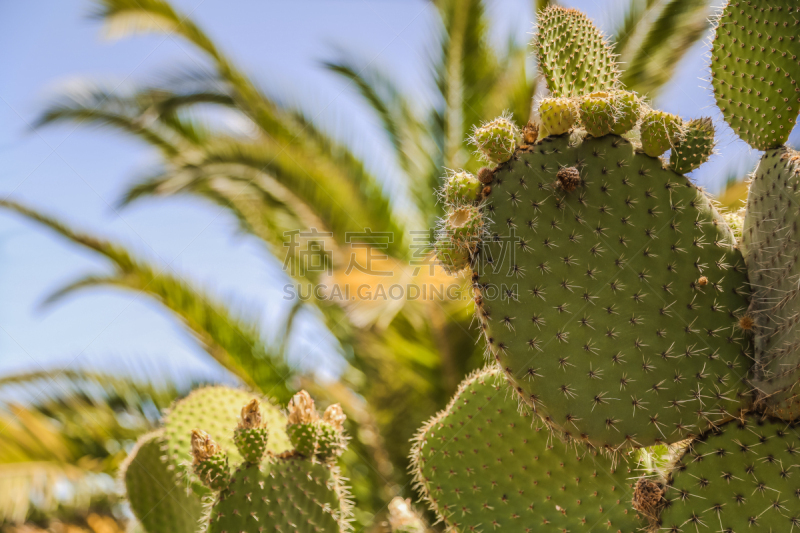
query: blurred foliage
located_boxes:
[1,0,714,529]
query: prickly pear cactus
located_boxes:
[669,118,715,175]
[474,133,752,449]
[742,147,800,419]
[194,392,352,533]
[710,0,800,150]
[434,5,752,453]
[650,415,800,532]
[122,431,204,533]
[412,367,645,532]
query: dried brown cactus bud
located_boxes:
[322,404,346,431]
[477,167,494,184]
[238,398,263,429]
[556,166,581,192]
[631,478,664,519]
[287,390,318,425]
[739,315,754,331]
[522,120,539,144]
[191,429,222,464]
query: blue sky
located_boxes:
[0,0,793,385]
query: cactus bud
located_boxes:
[609,90,641,135]
[322,404,346,430]
[287,390,317,425]
[556,166,581,192]
[477,167,493,184]
[441,170,481,206]
[190,429,229,491]
[233,399,269,464]
[669,117,714,175]
[538,97,576,137]
[521,120,539,145]
[579,92,615,137]
[434,238,471,274]
[470,115,519,163]
[631,478,664,520]
[640,110,683,157]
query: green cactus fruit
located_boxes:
[434,237,471,274]
[233,399,269,463]
[206,455,350,533]
[609,91,641,135]
[286,391,347,462]
[579,92,615,137]
[654,415,800,532]
[163,386,289,477]
[640,110,684,157]
[122,431,204,533]
[710,0,800,150]
[538,97,576,137]
[411,367,645,532]
[191,429,230,491]
[386,498,426,533]
[534,6,620,98]
[471,134,752,450]
[442,170,482,206]
[669,118,715,175]
[441,205,484,253]
[471,115,519,164]
[741,147,800,419]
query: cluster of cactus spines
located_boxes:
[193,391,351,533]
[533,6,620,98]
[742,147,800,419]
[470,115,520,164]
[122,431,204,533]
[669,118,716,175]
[412,367,644,532]
[652,416,800,532]
[710,1,800,150]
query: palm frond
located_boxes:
[617,0,710,97]
[0,199,295,402]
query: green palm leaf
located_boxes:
[0,199,294,401]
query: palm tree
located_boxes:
[1,0,715,527]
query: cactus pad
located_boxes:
[669,118,715,175]
[206,456,349,533]
[742,147,800,419]
[411,367,644,532]
[534,6,620,98]
[122,431,205,533]
[474,134,752,449]
[163,386,289,474]
[640,110,683,157]
[711,0,800,150]
[657,415,800,532]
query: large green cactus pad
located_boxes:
[658,416,800,532]
[411,367,644,532]
[711,0,800,150]
[534,6,620,98]
[163,386,290,474]
[475,134,752,449]
[122,431,205,533]
[206,456,349,533]
[742,147,800,419]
